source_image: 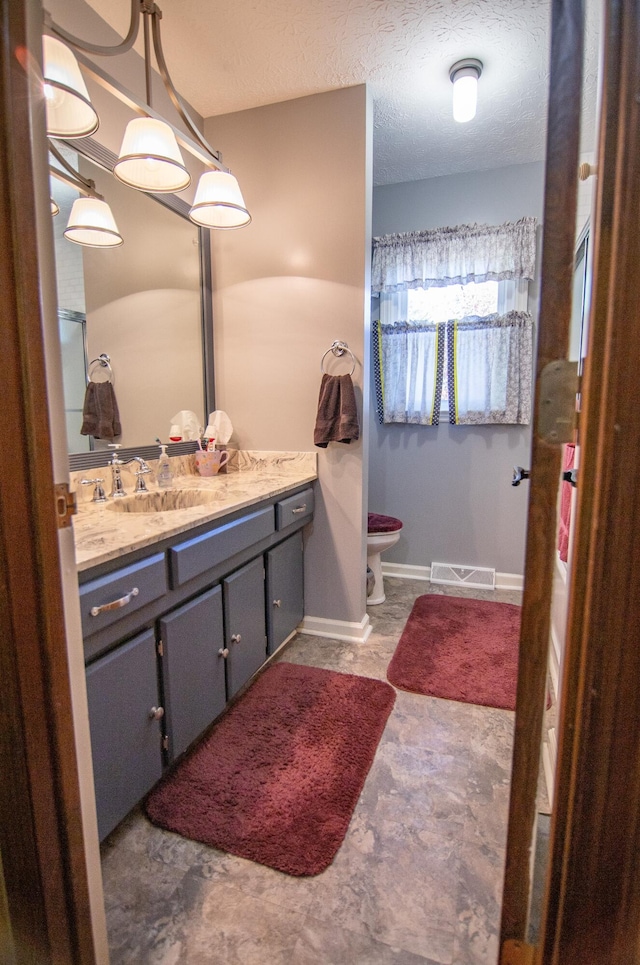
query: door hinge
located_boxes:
[500,939,536,965]
[162,735,169,751]
[538,359,579,444]
[157,639,164,657]
[55,482,77,529]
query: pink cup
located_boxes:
[195,449,230,477]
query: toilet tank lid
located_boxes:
[368,513,403,534]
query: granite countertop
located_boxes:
[71,450,317,573]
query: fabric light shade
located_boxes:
[450,59,483,124]
[189,171,251,228]
[113,117,191,193]
[64,197,123,247]
[42,35,99,138]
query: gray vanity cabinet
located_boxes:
[159,586,226,763]
[85,628,164,842]
[266,531,304,655]
[224,556,268,699]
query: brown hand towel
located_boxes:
[81,381,122,439]
[314,374,360,448]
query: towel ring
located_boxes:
[320,340,356,377]
[88,353,113,383]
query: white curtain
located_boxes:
[447,312,532,425]
[372,217,538,293]
[378,320,443,425]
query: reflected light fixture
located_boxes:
[449,58,483,123]
[49,141,123,248]
[50,197,60,216]
[42,34,99,138]
[64,197,123,248]
[43,0,250,226]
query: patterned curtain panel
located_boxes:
[373,320,445,425]
[446,312,533,425]
[372,217,538,294]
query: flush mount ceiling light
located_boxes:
[49,141,123,248]
[43,0,250,225]
[449,58,483,124]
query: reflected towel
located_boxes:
[558,443,575,562]
[81,381,121,439]
[314,374,360,448]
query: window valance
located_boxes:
[372,217,538,294]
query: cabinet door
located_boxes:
[86,629,163,841]
[224,557,267,699]
[266,532,304,655]
[160,585,226,762]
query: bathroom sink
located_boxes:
[105,489,220,514]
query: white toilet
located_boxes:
[367,513,403,605]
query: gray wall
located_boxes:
[370,161,545,577]
[205,87,373,629]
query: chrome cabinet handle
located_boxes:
[291,504,307,514]
[231,634,242,644]
[511,467,530,487]
[90,586,139,616]
[148,706,164,720]
[218,647,229,658]
[273,599,282,608]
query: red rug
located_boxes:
[387,595,522,710]
[145,662,395,876]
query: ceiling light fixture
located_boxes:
[42,34,99,138]
[49,141,123,248]
[43,0,250,225]
[449,58,483,124]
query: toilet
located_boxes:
[367,513,403,605]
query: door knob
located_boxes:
[218,647,229,658]
[231,633,242,644]
[148,706,164,720]
[273,599,282,608]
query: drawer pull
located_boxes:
[231,633,242,644]
[90,586,139,617]
[291,504,307,514]
[218,647,229,658]
[273,599,282,608]
[148,706,164,721]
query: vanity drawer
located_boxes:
[275,488,314,530]
[169,506,274,587]
[79,553,167,638]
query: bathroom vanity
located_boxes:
[73,452,316,841]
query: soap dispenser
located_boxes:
[157,444,173,489]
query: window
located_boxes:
[371,219,536,427]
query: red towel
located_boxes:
[558,443,576,563]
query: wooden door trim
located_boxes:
[0,1,96,961]
[539,0,640,961]
[499,0,584,943]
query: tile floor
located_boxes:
[101,578,523,964]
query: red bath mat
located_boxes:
[145,662,395,875]
[387,595,522,710]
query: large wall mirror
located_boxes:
[51,138,214,471]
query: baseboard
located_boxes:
[381,561,431,581]
[381,561,524,592]
[299,613,372,644]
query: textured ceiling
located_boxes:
[81,0,600,186]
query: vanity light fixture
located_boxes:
[449,58,483,123]
[43,0,250,226]
[189,171,251,229]
[49,141,123,248]
[42,35,99,138]
[50,197,60,216]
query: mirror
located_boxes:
[50,139,214,471]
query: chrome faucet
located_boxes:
[107,445,152,497]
